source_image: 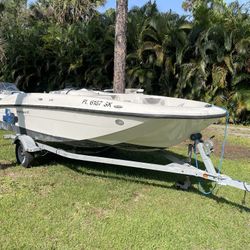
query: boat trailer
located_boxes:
[3,133,250,193]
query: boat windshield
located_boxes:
[0,82,20,92]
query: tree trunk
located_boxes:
[113,0,128,93]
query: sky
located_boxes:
[99,0,188,15]
[27,0,249,15]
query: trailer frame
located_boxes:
[4,133,250,192]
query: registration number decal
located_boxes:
[82,99,113,108]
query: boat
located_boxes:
[0,82,226,150]
[1,82,250,193]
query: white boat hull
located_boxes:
[0,106,217,148]
[0,88,226,149]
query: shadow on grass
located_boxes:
[33,147,250,212]
[0,162,16,170]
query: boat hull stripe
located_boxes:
[0,104,226,119]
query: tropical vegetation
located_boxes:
[0,0,249,123]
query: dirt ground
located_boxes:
[207,125,250,160]
[212,140,250,160]
[176,125,250,160]
[209,124,250,138]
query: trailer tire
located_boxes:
[15,141,34,168]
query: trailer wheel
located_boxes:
[15,141,34,168]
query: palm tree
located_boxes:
[113,0,128,93]
[127,9,191,96]
[185,0,250,122]
[30,0,105,24]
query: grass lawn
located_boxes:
[0,126,249,249]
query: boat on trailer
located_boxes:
[0,82,249,193]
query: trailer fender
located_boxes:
[14,135,41,153]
